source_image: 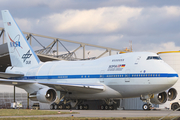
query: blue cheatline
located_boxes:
[11,73,178,80]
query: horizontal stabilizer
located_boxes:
[0,72,24,79]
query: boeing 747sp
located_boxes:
[0,10,178,110]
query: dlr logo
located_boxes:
[10,41,21,47]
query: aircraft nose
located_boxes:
[167,73,178,85]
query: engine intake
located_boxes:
[29,87,57,103]
[167,88,177,101]
[150,92,167,104]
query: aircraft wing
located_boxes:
[0,79,105,94]
[0,79,36,85]
[39,81,105,93]
[0,72,24,79]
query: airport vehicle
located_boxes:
[170,100,180,111]
[0,10,178,110]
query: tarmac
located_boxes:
[0,110,180,118]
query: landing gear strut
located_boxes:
[141,94,153,111]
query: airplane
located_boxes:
[0,10,178,110]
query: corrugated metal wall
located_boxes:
[121,98,145,110]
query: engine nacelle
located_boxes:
[167,88,177,101]
[29,87,57,103]
[150,92,167,104]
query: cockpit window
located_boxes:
[147,56,162,60]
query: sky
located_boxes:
[1,0,180,92]
[1,0,180,54]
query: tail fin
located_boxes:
[1,10,40,67]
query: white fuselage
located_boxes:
[6,52,178,99]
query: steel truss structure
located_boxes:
[0,27,123,61]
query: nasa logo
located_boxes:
[8,34,22,48]
[10,41,21,47]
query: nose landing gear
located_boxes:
[141,94,153,111]
[142,103,152,110]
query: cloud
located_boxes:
[133,42,180,53]
[15,18,33,32]
[156,42,180,52]
[37,6,142,34]
[30,5,180,37]
[1,2,180,56]
[164,6,180,17]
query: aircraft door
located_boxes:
[100,70,104,83]
[125,69,130,82]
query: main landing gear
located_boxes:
[50,95,72,110]
[50,95,120,110]
[141,95,153,111]
[74,100,89,110]
[50,100,72,110]
[76,104,89,110]
[100,104,114,110]
[100,99,117,110]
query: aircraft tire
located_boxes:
[105,105,109,110]
[171,102,180,111]
[79,105,83,110]
[142,104,150,110]
[100,105,104,110]
[54,104,58,110]
[50,104,54,110]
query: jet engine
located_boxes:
[167,88,177,101]
[150,88,177,104]
[150,92,167,104]
[29,87,57,103]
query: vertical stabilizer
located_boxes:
[1,10,40,67]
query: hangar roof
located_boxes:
[0,43,62,72]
